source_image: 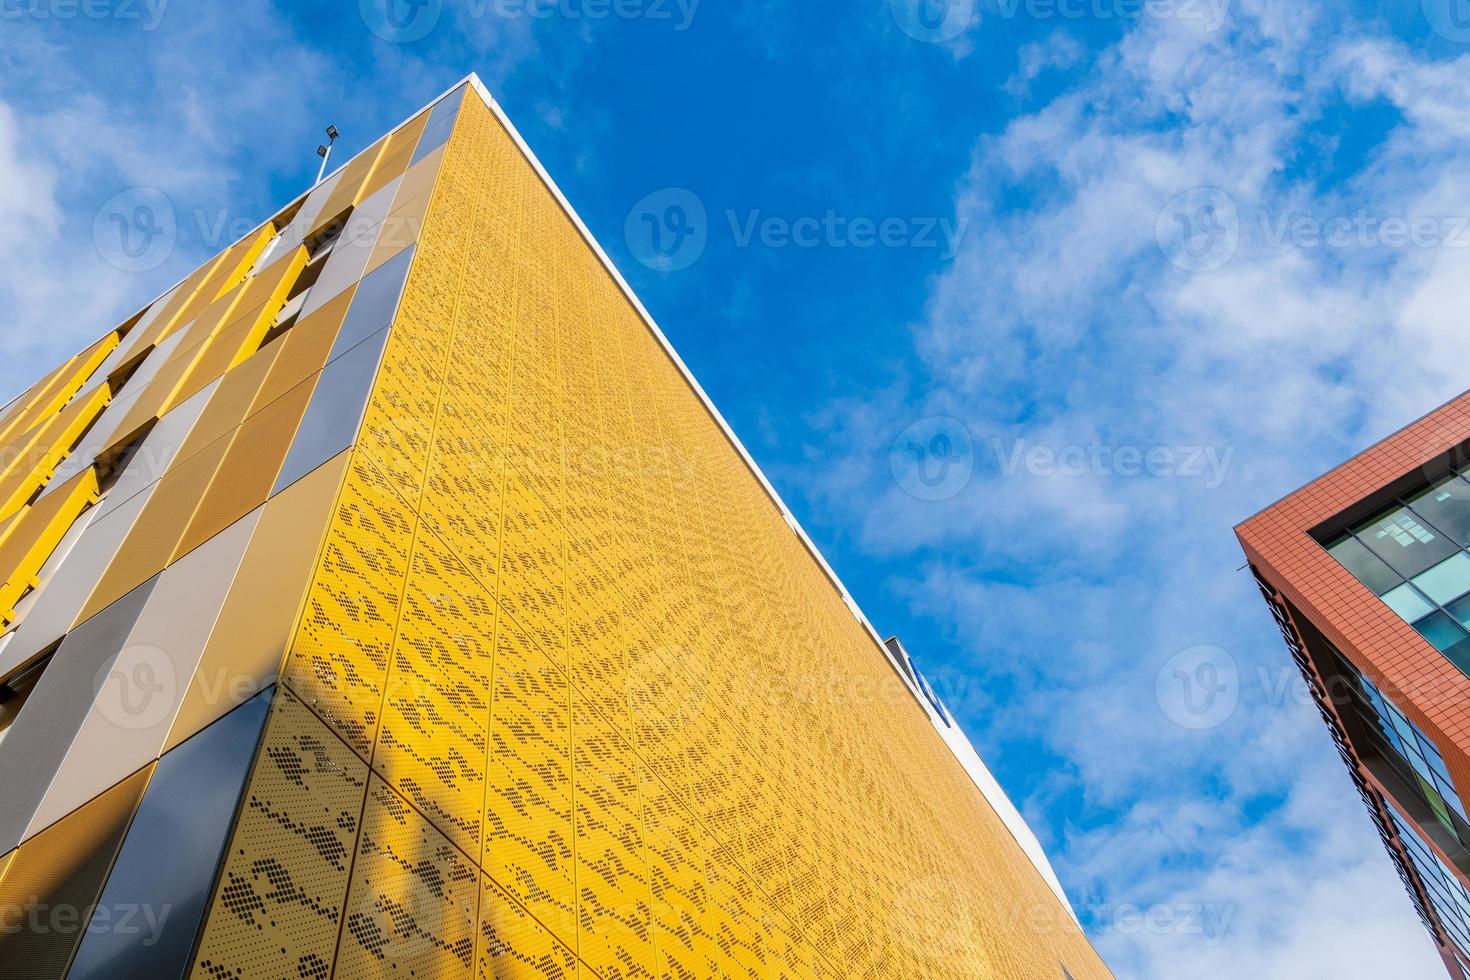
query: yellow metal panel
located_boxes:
[204,225,276,301]
[367,111,431,195]
[170,340,283,468]
[0,359,74,447]
[132,258,221,353]
[179,86,1116,980]
[476,876,579,980]
[230,244,309,326]
[252,285,355,412]
[333,776,478,979]
[0,469,99,626]
[174,371,314,561]
[0,764,151,980]
[0,385,110,525]
[282,451,414,757]
[372,528,491,856]
[310,137,390,239]
[186,689,368,980]
[0,333,117,455]
[118,248,309,439]
[483,614,576,947]
[572,689,656,980]
[164,448,349,752]
[166,249,238,336]
[0,511,22,553]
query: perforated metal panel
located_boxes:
[187,689,368,980]
[283,452,414,756]
[0,80,1114,980]
[334,776,478,978]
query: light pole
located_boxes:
[315,125,340,184]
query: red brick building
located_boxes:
[1238,395,1470,978]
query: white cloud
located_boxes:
[798,3,1470,975]
[0,1,545,403]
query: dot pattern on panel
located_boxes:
[186,85,1116,980]
[189,688,369,980]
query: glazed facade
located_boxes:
[1239,398,1470,979]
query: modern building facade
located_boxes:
[1239,398,1470,978]
[0,76,1110,979]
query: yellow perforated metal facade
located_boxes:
[0,76,1110,980]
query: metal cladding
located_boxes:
[0,76,1109,979]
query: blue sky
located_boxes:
[5,1,1470,975]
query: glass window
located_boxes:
[1410,476,1470,549]
[1445,593,1470,631]
[1415,553,1470,606]
[66,690,272,980]
[1360,505,1461,579]
[1383,583,1436,623]
[1390,807,1470,960]
[1415,611,1470,654]
[1327,534,1403,595]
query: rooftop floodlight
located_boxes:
[315,124,340,183]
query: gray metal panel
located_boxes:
[297,226,374,320]
[3,502,97,627]
[0,575,159,855]
[271,326,391,496]
[341,173,402,245]
[67,688,273,980]
[0,483,160,683]
[72,334,136,401]
[95,376,218,522]
[105,286,180,373]
[409,88,464,167]
[272,170,343,255]
[327,243,415,362]
[20,508,262,844]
